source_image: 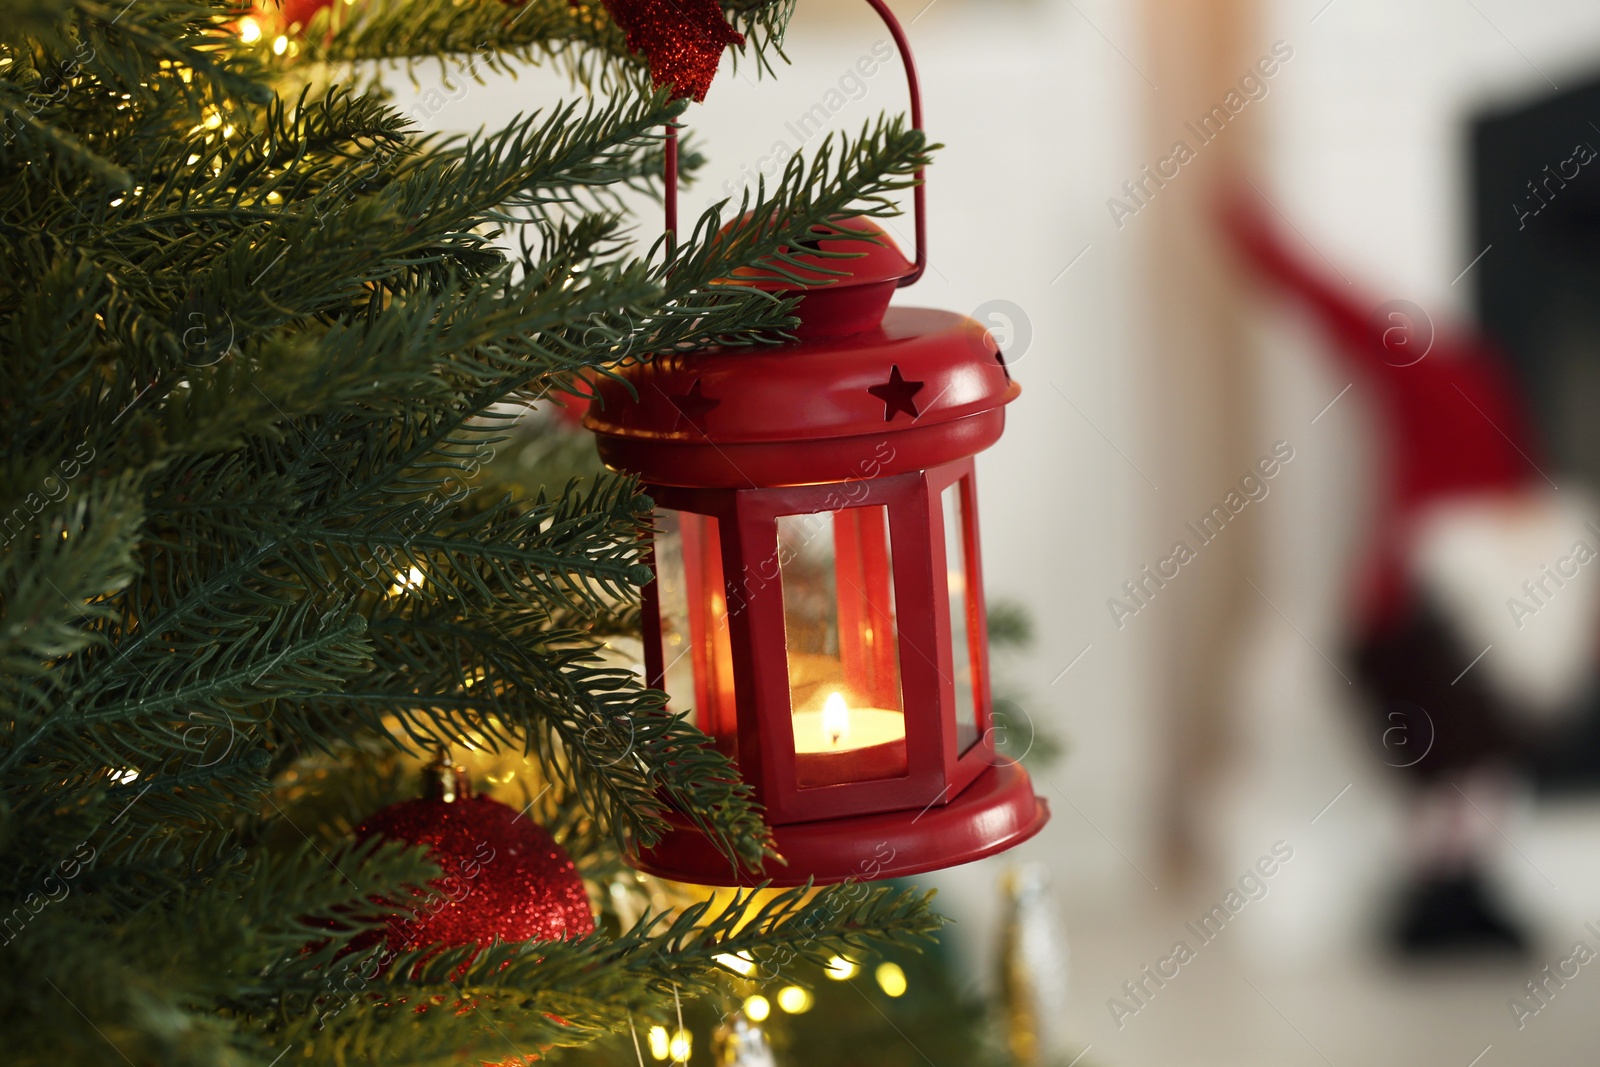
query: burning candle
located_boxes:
[791,691,907,787]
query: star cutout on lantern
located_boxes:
[868,365,925,422]
[791,225,830,254]
[668,378,720,433]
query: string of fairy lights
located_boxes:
[637,954,910,1063]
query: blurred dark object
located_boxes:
[1389,869,1530,958]
[1353,601,1524,781]
[1473,76,1600,492]
[1473,78,1600,794]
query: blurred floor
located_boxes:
[1059,900,1599,1067]
[932,794,1600,1067]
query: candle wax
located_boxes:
[791,706,905,753]
[791,697,907,788]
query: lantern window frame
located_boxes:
[640,456,995,826]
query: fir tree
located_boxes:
[0,0,943,1061]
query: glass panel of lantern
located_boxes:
[646,509,737,748]
[777,506,906,788]
[940,477,984,755]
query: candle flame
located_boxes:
[822,691,850,748]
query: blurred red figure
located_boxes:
[1222,187,1600,956]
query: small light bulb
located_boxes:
[875,962,907,997]
[272,34,288,55]
[776,985,813,1014]
[743,995,770,1022]
[387,566,426,597]
[202,110,222,130]
[667,1030,691,1062]
[824,955,858,981]
[647,1025,670,1060]
[237,16,262,43]
[715,952,755,977]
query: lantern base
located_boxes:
[629,758,1049,887]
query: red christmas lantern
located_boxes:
[584,1,1048,886]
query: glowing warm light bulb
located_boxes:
[237,16,262,42]
[714,951,755,976]
[821,691,850,748]
[743,994,770,1022]
[387,566,426,596]
[667,1030,691,1062]
[824,954,858,981]
[271,34,288,55]
[775,985,813,1013]
[646,1025,670,1060]
[875,962,907,997]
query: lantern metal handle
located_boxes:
[663,0,927,287]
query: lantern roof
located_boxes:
[720,215,916,340]
[583,307,1020,488]
[724,215,916,291]
[584,215,1020,488]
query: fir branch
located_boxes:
[313,0,631,85]
[665,113,932,296]
[257,881,945,1059]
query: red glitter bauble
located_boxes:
[581,0,744,102]
[353,794,594,952]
